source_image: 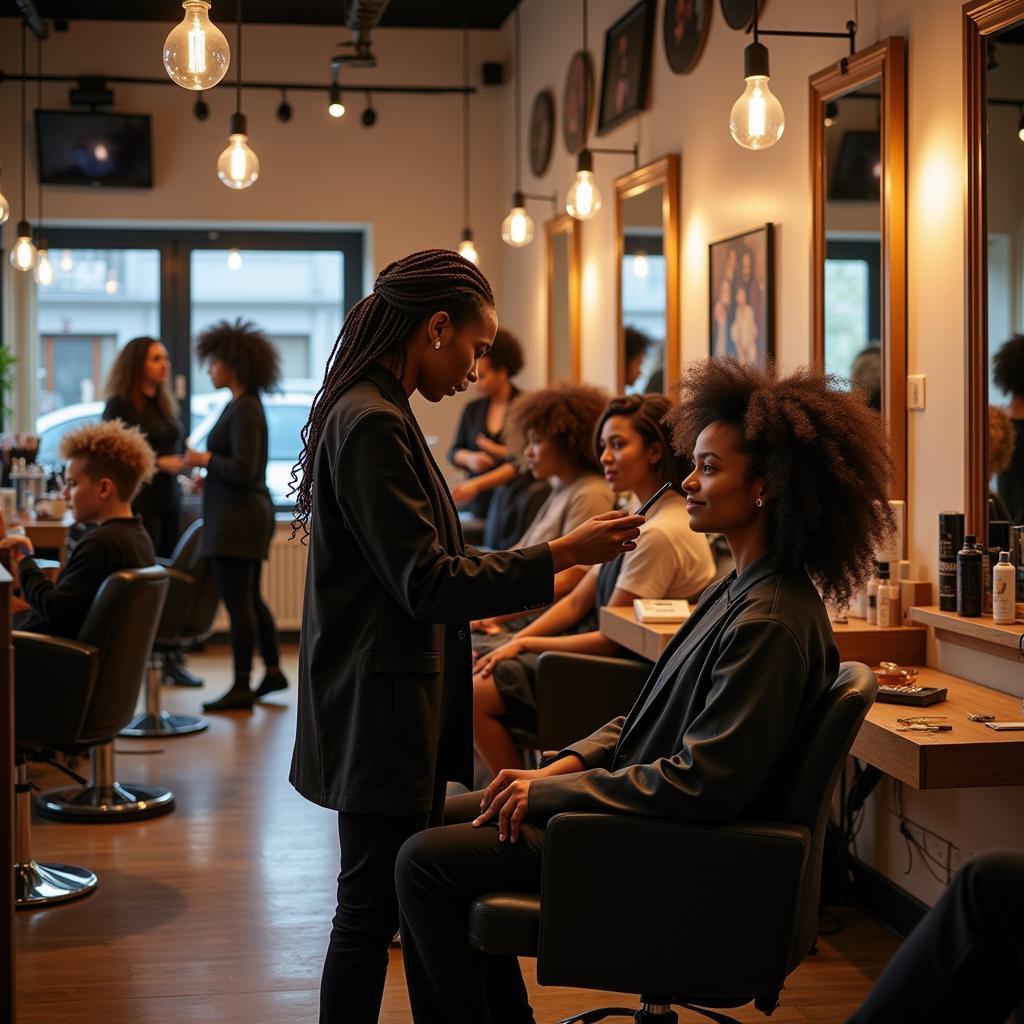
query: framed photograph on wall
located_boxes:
[663,0,712,74]
[563,49,595,155]
[529,90,555,176]
[597,0,656,136]
[709,223,775,365]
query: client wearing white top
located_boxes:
[472,394,716,775]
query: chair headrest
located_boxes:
[168,518,204,572]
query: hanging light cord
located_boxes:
[36,32,43,232]
[462,24,470,227]
[20,19,27,219]
[582,0,587,54]
[581,0,589,149]
[235,0,243,115]
[514,3,521,193]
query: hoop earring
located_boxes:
[755,496,765,508]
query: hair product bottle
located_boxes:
[993,551,1016,625]
[939,512,965,612]
[956,534,982,618]
[866,561,880,625]
[876,563,901,628]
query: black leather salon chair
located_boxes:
[122,519,217,737]
[468,661,878,1024]
[17,565,174,834]
[483,472,552,552]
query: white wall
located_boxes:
[0,16,508,458]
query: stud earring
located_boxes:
[756,496,765,508]
[433,337,442,350]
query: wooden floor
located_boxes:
[15,645,900,1023]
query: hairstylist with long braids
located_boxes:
[289,250,643,1023]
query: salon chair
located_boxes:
[122,519,216,737]
[482,473,552,552]
[17,565,174,828]
[469,661,877,1024]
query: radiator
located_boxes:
[211,521,308,633]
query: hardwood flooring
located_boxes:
[15,645,899,1022]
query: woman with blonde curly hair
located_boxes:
[395,358,896,1023]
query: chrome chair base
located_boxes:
[120,709,209,737]
[15,859,98,908]
[36,781,175,822]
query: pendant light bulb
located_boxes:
[501,193,535,248]
[217,113,259,190]
[632,252,649,279]
[566,149,602,221]
[227,247,243,271]
[328,83,345,119]
[33,242,54,286]
[1018,109,1024,143]
[9,220,36,272]
[164,0,230,91]
[457,229,479,265]
[59,249,74,272]
[730,42,785,151]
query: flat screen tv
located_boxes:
[35,110,153,188]
[829,130,881,202]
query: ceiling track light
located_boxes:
[329,81,345,118]
[164,0,230,91]
[361,91,377,127]
[277,88,292,122]
[194,97,210,120]
[731,5,856,151]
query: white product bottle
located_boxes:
[877,563,901,628]
[866,562,880,625]
[993,550,1016,625]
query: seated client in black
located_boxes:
[394,358,897,1023]
[4,420,156,639]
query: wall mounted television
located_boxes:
[35,110,153,188]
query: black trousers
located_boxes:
[209,556,279,683]
[849,850,1024,1023]
[395,790,544,1024]
[138,504,180,559]
[320,778,447,1024]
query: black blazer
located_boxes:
[530,557,839,823]
[446,387,519,518]
[201,392,274,559]
[102,394,183,512]
[290,364,554,816]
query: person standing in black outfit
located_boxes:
[993,334,1024,523]
[287,249,644,1024]
[448,327,523,517]
[102,336,184,558]
[183,319,286,712]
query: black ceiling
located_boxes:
[0,1,520,30]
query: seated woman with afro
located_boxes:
[394,358,896,1023]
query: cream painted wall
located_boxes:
[497,0,1024,911]
[0,16,507,460]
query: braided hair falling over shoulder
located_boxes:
[290,248,495,540]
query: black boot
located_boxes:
[202,683,254,712]
[162,651,204,688]
[254,667,289,700]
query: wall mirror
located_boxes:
[810,38,906,499]
[965,0,1024,539]
[615,154,680,394]
[545,214,581,382]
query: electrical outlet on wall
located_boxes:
[908,375,926,410]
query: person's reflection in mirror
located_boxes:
[993,335,1024,524]
[730,286,759,365]
[738,248,762,328]
[989,405,1015,524]
[712,278,732,359]
[850,344,882,413]
[624,326,652,392]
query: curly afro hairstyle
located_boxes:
[507,383,608,473]
[482,328,524,378]
[989,405,1016,476]
[993,334,1024,398]
[60,419,156,502]
[667,359,895,608]
[195,318,281,394]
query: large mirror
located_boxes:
[615,155,680,394]
[966,0,1024,539]
[811,38,907,499]
[546,215,581,382]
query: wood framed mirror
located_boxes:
[614,155,680,395]
[810,38,907,500]
[545,214,581,383]
[965,0,1024,540]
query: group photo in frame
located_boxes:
[709,224,775,366]
[597,0,656,136]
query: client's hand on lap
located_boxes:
[473,638,527,677]
[473,768,544,843]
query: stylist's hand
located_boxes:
[549,509,644,571]
[474,768,545,842]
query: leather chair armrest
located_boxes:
[537,812,810,999]
[535,652,650,751]
[156,566,196,641]
[13,631,102,747]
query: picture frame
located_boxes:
[709,223,775,366]
[563,49,595,155]
[529,89,556,177]
[597,0,656,136]
[663,0,712,75]
[720,0,767,32]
